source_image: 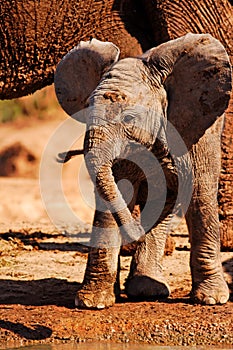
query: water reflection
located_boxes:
[5,343,233,350]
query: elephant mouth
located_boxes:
[124,123,169,160]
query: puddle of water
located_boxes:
[3,343,233,350]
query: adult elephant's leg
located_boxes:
[186,118,229,305]
[219,92,233,249]
[1,0,145,100]
[75,196,121,309]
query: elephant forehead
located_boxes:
[88,57,166,124]
[87,99,126,125]
[93,58,150,99]
[88,91,165,128]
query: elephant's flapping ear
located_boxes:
[143,33,232,150]
[54,39,120,122]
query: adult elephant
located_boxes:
[0,0,232,247]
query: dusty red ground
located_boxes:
[0,97,232,348]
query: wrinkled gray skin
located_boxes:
[55,34,232,309]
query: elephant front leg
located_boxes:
[75,210,121,309]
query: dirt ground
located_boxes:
[0,100,232,348]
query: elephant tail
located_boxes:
[56,149,84,163]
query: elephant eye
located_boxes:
[123,115,135,123]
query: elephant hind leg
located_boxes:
[186,121,229,305]
[125,185,180,301]
[125,275,170,301]
[125,213,173,300]
[186,195,229,305]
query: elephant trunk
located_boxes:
[84,125,145,244]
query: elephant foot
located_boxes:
[125,275,170,301]
[75,284,116,309]
[191,275,229,305]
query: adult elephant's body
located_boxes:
[0,1,232,246]
[1,0,232,99]
[0,0,147,100]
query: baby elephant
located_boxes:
[55,33,232,308]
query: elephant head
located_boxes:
[55,34,232,242]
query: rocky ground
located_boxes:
[0,92,232,348]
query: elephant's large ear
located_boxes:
[54,39,120,122]
[143,33,232,149]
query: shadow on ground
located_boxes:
[0,230,90,252]
[0,278,81,308]
[0,320,52,340]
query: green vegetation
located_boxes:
[0,99,23,123]
[0,85,63,123]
